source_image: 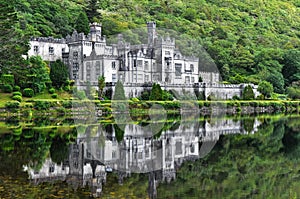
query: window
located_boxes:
[112,61,116,69]
[165,57,171,67]
[190,64,194,72]
[49,47,54,55]
[73,51,78,59]
[175,141,182,155]
[112,151,116,159]
[112,74,117,82]
[175,63,182,77]
[137,60,143,68]
[138,74,143,81]
[73,161,78,169]
[191,76,195,83]
[34,46,39,53]
[49,164,55,173]
[145,75,149,82]
[87,150,91,158]
[152,63,156,71]
[153,74,159,81]
[165,51,170,55]
[185,76,190,84]
[96,61,100,76]
[73,62,79,70]
[73,62,79,79]
[144,61,149,70]
[86,62,91,81]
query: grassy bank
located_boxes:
[1,91,300,118]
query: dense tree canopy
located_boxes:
[258,81,274,99]
[282,50,300,87]
[0,0,28,74]
[2,0,300,95]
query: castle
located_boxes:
[28,22,258,99]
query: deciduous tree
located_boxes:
[258,81,273,99]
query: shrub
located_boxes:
[1,74,14,85]
[75,90,86,100]
[62,101,72,108]
[34,101,50,110]
[162,90,174,101]
[207,94,216,101]
[2,84,13,93]
[198,101,204,108]
[140,91,150,100]
[232,95,240,100]
[49,88,55,94]
[258,81,273,99]
[242,85,255,100]
[5,101,20,108]
[63,85,70,92]
[12,95,22,102]
[131,97,140,102]
[12,91,22,96]
[24,103,33,108]
[256,94,265,100]
[286,86,300,99]
[23,88,34,97]
[51,93,58,98]
[13,85,20,92]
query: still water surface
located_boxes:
[0,113,300,198]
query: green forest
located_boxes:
[1,0,300,98]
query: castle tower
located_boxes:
[90,22,102,42]
[147,22,156,46]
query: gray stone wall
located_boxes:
[75,82,259,100]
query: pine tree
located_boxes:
[113,81,126,100]
[50,60,69,88]
[242,85,255,100]
[85,0,101,22]
[98,76,105,99]
[75,12,90,35]
[150,83,163,100]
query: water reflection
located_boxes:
[24,117,261,198]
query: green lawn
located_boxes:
[0,93,12,107]
[0,90,72,107]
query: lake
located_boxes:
[1,111,300,198]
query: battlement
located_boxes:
[156,35,175,46]
[30,37,66,44]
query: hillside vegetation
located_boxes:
[1,0,300,97]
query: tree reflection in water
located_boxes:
[2,115,300,198]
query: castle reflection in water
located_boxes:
[25,117,261,198]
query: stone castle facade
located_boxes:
[28,22,258,99]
